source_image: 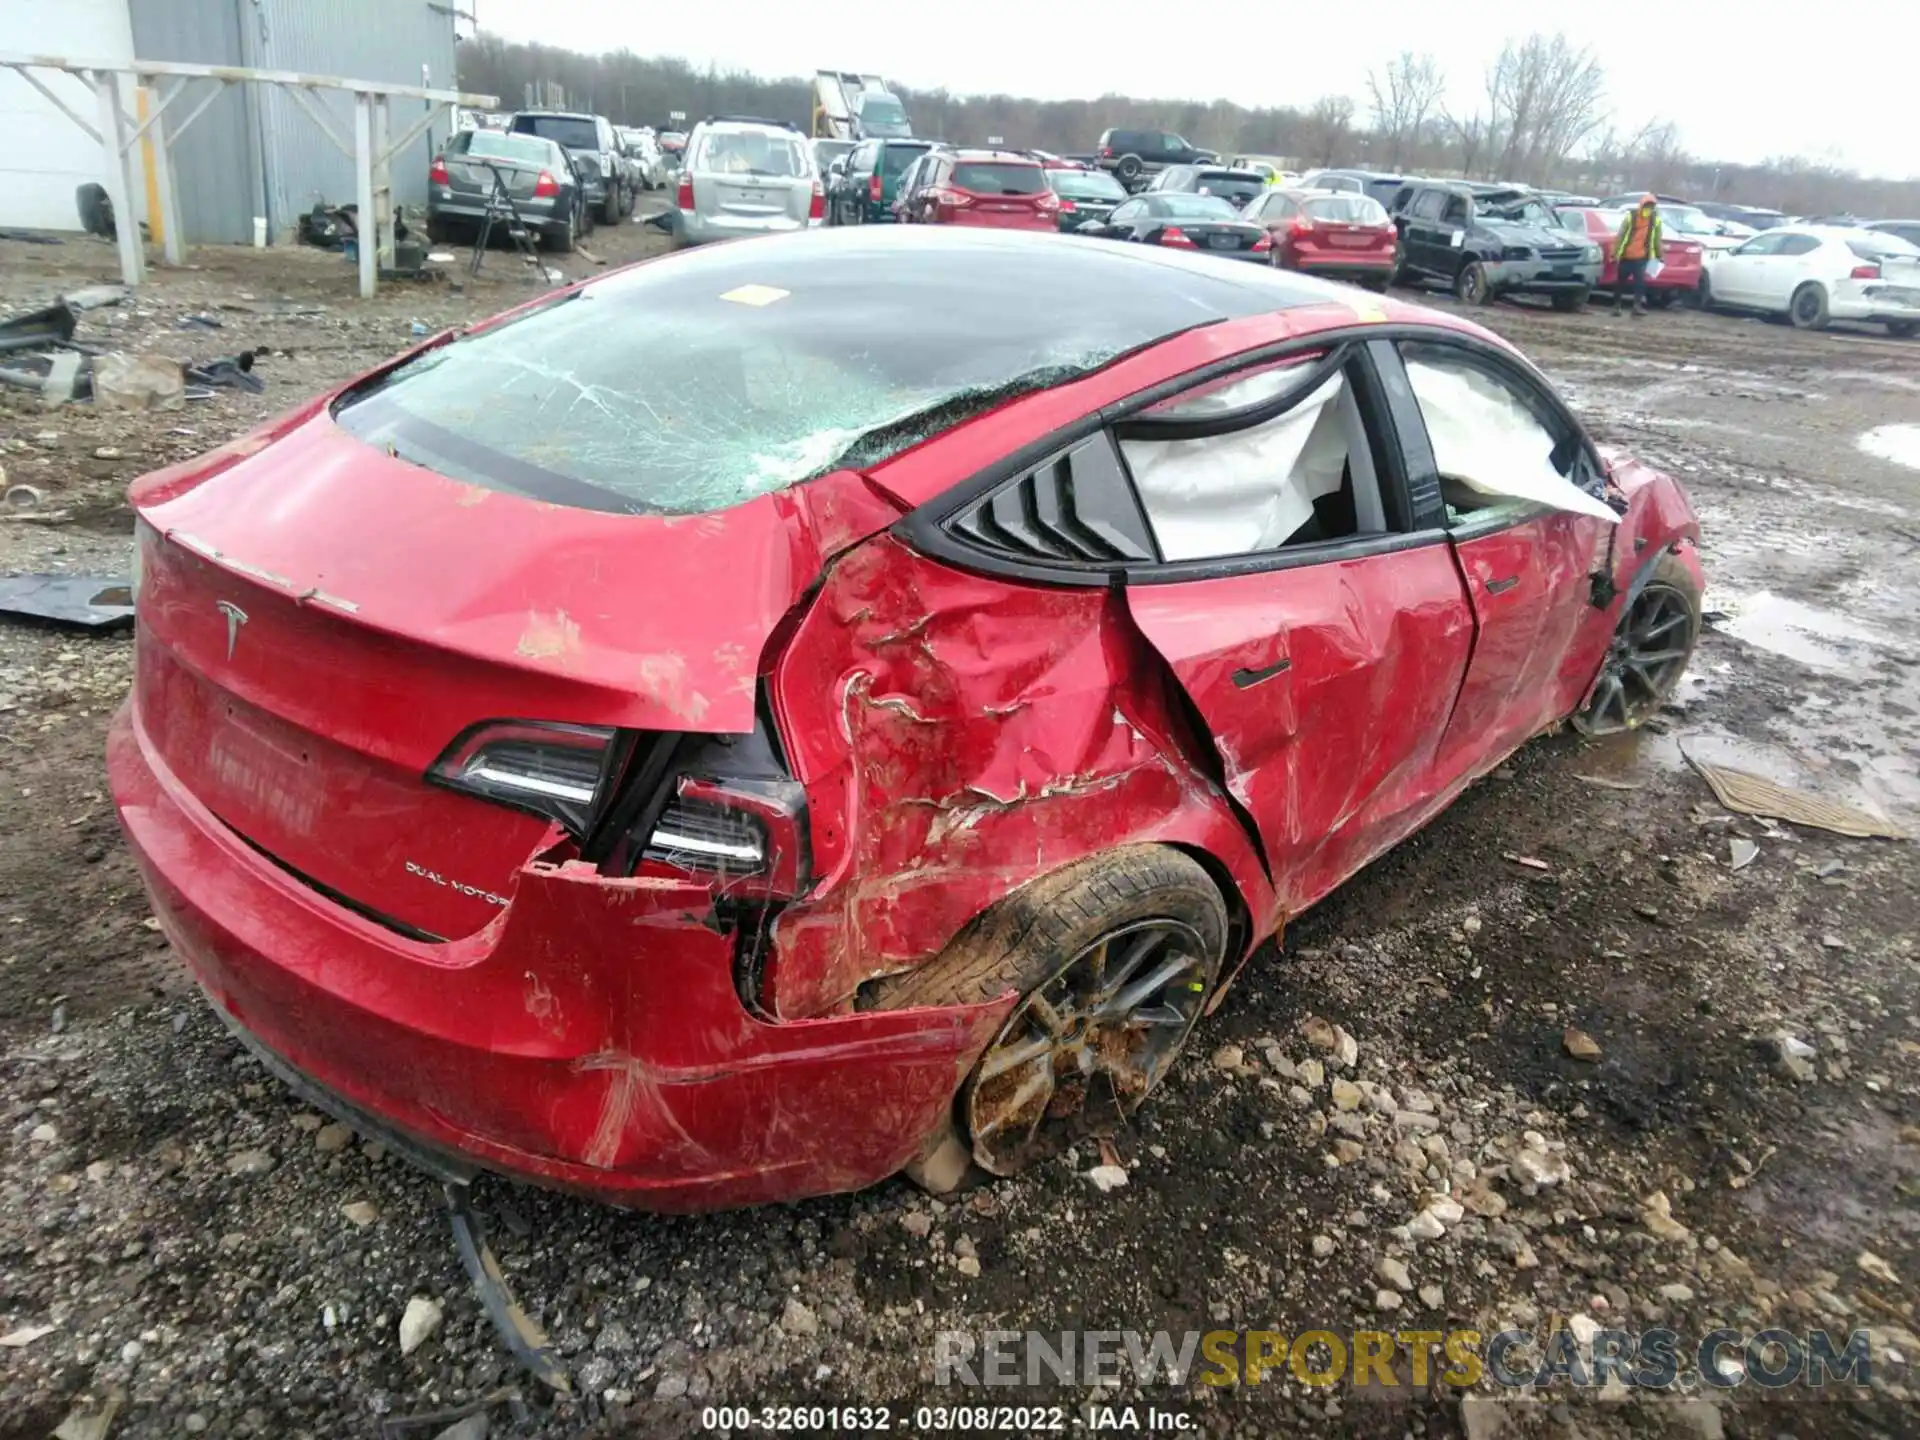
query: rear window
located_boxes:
[1849,234,1920,260]
[879,144,929,176]
[331,235,1317,516]
[1157,195,1238,219]
[513,115,597,150]
[1195,171,1262,204]
[467,133,554,167]
[694,129,810,178]
[1047,170,1128,201]
[1303,195,1388,224]
[951,163,1046,194]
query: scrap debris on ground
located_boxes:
[0,214,1915,1438]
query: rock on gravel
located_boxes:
[781,1297,820,1337]
[399,1295,443,1356]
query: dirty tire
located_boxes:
[1551,289,1587,313]
[1455,262,1490,305]
[1695,273,1713,311]
[1888,320,1916,339]
[544,204,577,253]
[1789,283,1830,330]
[871,846,1229,1177]
[1572,551,1702,736]
[1115,154,1143,183]
[600,186,623,226]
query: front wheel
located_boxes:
[1789,283,1830,330]
[1572,553,1701,736]
[1695,273,1713,312]
[1455,261,1491,305]
[1551,289,1588,313]
[870,846,1228,1181]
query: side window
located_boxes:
[1776,234,1820,257]
[1108,200,1143,224]
[851,142,875,172]
[1160,133,1186,154]
[1411,190,1443,221]
[1399,342,1604,525]
[1733,233,1783,257]
[1441,195,1469,225]
[1117,359,1391,562]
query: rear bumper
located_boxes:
[108,700,1010,1212]
[1294,258,1394,280]
[677,211,820,245]
[1831,284,1920,323]
[428,196,563,225]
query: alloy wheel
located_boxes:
[965,919,1212,1176]
[1574,582,1695,735]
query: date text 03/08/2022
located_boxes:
[697,1404,1194,1431]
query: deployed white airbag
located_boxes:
[1406,358,1619,524]
[1122,375,1352,560]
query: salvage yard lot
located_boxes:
[1,223,1917,1438]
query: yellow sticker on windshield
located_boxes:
[719,284,791,307]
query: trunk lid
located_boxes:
[130,409,855,938]
[700,172,813,223]
[1169,222,1266,255]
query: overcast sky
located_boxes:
[468,1,1914,180]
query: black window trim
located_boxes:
[895,322,1477,589]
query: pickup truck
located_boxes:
[507,111,635,225]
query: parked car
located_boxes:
[895,150,1059,231]
[671,116,823,248]
[1094,127,1217,187]
[1555,206,1703,307]
[1230,156,1297,187]
[427,129,587,252]
[1391,182,1600,309]
[1144,165,1268,209]
[616,128,666,190]
[1243,188,1395,289]
[829,138,934,224]
[1865,219,1920,249]
[1597,196,1742,252]
[1699,226,1920,335]
[811,137,857,180]
[658,130,687,158]
[1300,169,1411,208]
[1041,166,1130,232]
[110,225,1703,1210]
[507,111,633,226]
[1076,193,1271,261]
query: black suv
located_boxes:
[1095,128,1217,189]
[1389,181,1601,309]
[1145,165,1267,209]
[507,111,634,225]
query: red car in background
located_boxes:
[897,149,1060,231]
[110,227,1701,1222]
[1557,206,1704,306]
[1244,188,1397,290]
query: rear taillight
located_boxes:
[1290,217,1313,236]
[1161,226,1196,248]
[532,169,559,198]
[1057,198,1077,213]
[1100,146,1113,158]
[809,181,825,220]
[431,721,614,834]
[1850,263,1880,280]
[931,188,973,209]
[1252,233,1271,252]
[869,173,883,202]
[430,719,809,897]
[1035,191,1059,213]
[676,175,694,210]
[428,157,450,186]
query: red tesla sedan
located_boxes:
[1245,187,1398,289]
[111,228,1702,1213]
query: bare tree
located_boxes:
[1443,106,1491,178]
[1484,33,1608,184]
[1300,94,1356,167]
[1366,52,1445,169]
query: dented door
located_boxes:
[1126,543,1474,918]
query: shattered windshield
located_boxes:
[1481,195,1558,228]
[332,230,1318,515]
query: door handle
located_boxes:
[1231,657,1291,689]
[1485,575,1520,594]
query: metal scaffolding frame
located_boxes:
[0,52,495,298]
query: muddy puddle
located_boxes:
[1706,588,1907,673]
[1859,423,1920,469]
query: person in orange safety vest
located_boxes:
[1611,194,1664,317]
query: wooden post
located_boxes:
[354,92,376,298]
[92,71,144,286]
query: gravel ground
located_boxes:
[1,218,1916,1440]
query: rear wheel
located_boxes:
[1888,320,1917,339]
[1789,283,1830,330]
[1455,261,1491,305]
[1572,554,1701,736]
[543,203,577,254]
[1115,154,1143,183]
[871,846,1228,1181]
[1695,273,1713,311]
[600,184,624,226]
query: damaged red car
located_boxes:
[111,228,1702,1213]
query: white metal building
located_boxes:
[0,0,459,242]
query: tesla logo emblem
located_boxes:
[215,600,248,660]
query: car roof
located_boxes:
[513,110,597,121]
[946,149,1042,163]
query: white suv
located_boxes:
[673,117,824,248]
